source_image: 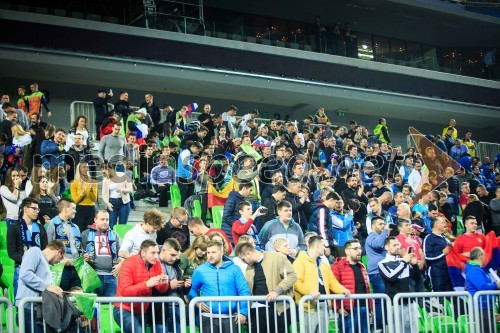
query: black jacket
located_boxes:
[114,100,133,120]
[285,191,311,232]
[93,95,112,123]
[261,195,279,226]
[140,102,161,125]
[7,220,48,266]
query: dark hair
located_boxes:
[347,199,360,211]
[430,217,441,229]
[397,219,411,229]
[470,247,484,261]
[163,238,181,252]
[140,239,158,251]
[239,182,253,191]
[237,201,251,212]
[273,184,287,194]
[371,216,384,225]
[384,236,397,246]
[277,200,292,211]
[428,203,438,212]
[344,239,360,249]
[308,235,324,247]
[463,215,477,224]
[20,197,40,215]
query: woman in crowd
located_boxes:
[208,232,232,256]
[102,162,133,228]
[179,235,209,278]
[463,194,488,233]
[70,161,98,232]
[28,175,58,225]
[48,166,68,199]
[66,115,91,150]
[24,165,46,197]
[0,168,26,226]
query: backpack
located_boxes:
[39,291,82,332]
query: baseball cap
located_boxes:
[135,108,147,116]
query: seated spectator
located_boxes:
[102,163,133,228]
[188,217,233,255]
[156,207,190,251]
[179,235,209,278]
[118,209,166,259]
[1,167,26,226]
[150,154,176,207]
[231,201,266,246]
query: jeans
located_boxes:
[108,198,131,228]
[200,316,237,333]
[151,304,182,333]
[153,184,171,207]
[369,273,386,330]
[60,266,81,291]
[338,306,368,333]
[95,274,117,297]
[14,266,19,301]
[19,308,42,333]
[113,307,143,333]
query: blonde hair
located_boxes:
[143,209,166,229]
[11,124,28,139]
[467,194,479,203]
[273,237,289,251]
[171,206,188,219]
[184,235,209,267]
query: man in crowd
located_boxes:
[114,239,170,332]
[285,179,310,231]
[114,91,133,120]
[45,198,81,291]
[27,82,51,118]
[331,239,371,333]
[366,197,393,235]
[423,217,453,292]
[188,240,250,332]
[81,210,122,296]
[140,93,161,127]
[261,184,287,226]
[408,160,423,192]
[236,241,297,332]
[177,140,203,205]
[308,191,336,257]
[259,200,306,255]
[16,240,65,333]
[41,128,67,169]
[65,132,93,182]
[93,89,113,139]
[7,198,48,299]
[98,122,125,170]
[222,182,253,244]
[378,236,420,333]
[187,217,233,255]
[365,216,389,331]
[118,209,166,258]
[342,174,368,205]
[150,154,176,208]
[156,207,190,251]
[454,216,486,257]
[293,235,350,332]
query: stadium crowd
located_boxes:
[1,84,500,333]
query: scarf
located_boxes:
[19,217,41,253]
[52,216,82,255]
[85,228,118,265]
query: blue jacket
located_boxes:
[365,229,388,275]
[259,217,306,252]
[221,191,246,243]
[188,257,250,316]
[40,140,65,168]
[423,233,450,270]
[464,261,498,309]
[331,210,355,247]
[307,201,334,247]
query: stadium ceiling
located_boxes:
[204,0,500,47]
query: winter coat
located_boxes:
[308,201,335,247]
[331,257,371,312]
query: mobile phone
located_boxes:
[408,247,413,254]
[260,207,268,213]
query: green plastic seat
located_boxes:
[211,206,224,229]
[113,225,133,239]
[170,184,181,209]
[99,304,121,333]
[0,250,14,267]
[192,200,202,218]
[432,315,458,333]
[457,314,471,333]
[0,227,7,250]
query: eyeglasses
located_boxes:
[28,207,40,211]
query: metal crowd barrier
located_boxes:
[19,296,186,333]
[298,293,393,333]
[0,297,14,333]
[393,291,474,333]
[189,295,297,333]
[473,290,500,333]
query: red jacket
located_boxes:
[115,253,169,313]
[331,257,372,312]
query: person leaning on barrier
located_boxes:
[114,239,169,333]
[465,246,500,333]
[236,240,297,333]
[331,239,371,333]
[16,240,65,333]
[378,236,421,333]
[293,235,350,333]
[188,240,250,332]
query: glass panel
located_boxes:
[373,36,390,62]
[357,33,373,60]
[390,39,407,62]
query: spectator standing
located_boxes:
[7,198,48,300]
[188,240,250,332]
[114,239,169,333]
[308,191,336,257]
[454,216,486,257]
[70,162,97,232]
[41,128,67,169]
[93,89,113,139]
[483,48,496,79]
[373,118,391,144]
[15,240,65,333]
[156,207,190,251]
[313,16,327,53]
[442,119,458,139]
[365,216,390,331]
[27,82,51,118]
[140,93,161,128]
[46,199,82,291]
[65,132,93,183]
[187,217,233,255]
[236,241,297,333]
[102,163,132,228]
[118,209,166,259]
[99,112,122,140]
[231,201,266,246]
[293,235,350,332]
[221,105,240,138]
[463,195,488,233]
[177,141,202,205]
[331,239,371,333]
[450,139,469,161]
[423,217,453,292]
[0,167,26,226]
[81,210,122,296]
[222,183,253,244]
[261,184,287,226]
[98,122,126,170]
[490,187,500,235]
[114,91,133,120]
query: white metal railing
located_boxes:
[0,297,14,333]
[476,141,500,161]
[473,290,500,333]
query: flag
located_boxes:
[240,143,262,162]
[207,178,237,208]
[252,136,271,148]
[483,231,500,271]
[72,292,97,320]
[50,263,65,287]
[73,257,102,293]
[183,103,198,116]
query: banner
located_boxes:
[72,292,97,320]
[73,257,102,293]
[49,263,65,287]
[207,178,237,208]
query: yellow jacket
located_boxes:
[293,250,346,312]
[70,179,98,205]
